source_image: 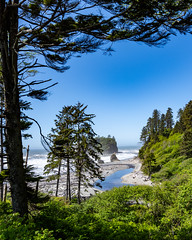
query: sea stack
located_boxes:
[110,153,120,162]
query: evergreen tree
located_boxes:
[71,103,103,203]
[165,107,174,130]
[178,101,192,157]
[152,109,160,134]
[160,113,166,135]
[181,100,192,130]
[45,103,103,203]
[181,129,192,158]
[177,108,184,121]
[45,105,76,200]
[173,108,185,133]
[140,126,148,144]
[146,117,153,137]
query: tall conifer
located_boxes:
[165,107,174,130]
[45,103,103,202]
[160,113,166,135]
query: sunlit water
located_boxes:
[94,168,134,190]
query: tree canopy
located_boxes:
[45,103,103,203]
[96,136,118,154]
[3,0,192,73]
[139,99,192,176]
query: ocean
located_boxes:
[26,146,140,176]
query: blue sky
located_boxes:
[23,33,192,149]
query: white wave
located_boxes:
[27,155,48,176]
[101,155,111,163]
[29,154,47,159]
[101,147,138,163]
[26,147,139,175]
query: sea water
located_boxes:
[25,146,140,176]
[94,168,135,191]
[101,146,139,163]
[25,148,48,176]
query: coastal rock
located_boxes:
[96,136,118,154]
[110,153,120,162]
[98,159,104,164]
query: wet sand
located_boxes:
[121,157,152,186]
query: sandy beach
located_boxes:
[121,157,152,186]
[36,157,152,197]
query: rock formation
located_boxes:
[110,153,120,162]
[98,159,104,164]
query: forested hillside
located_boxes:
[1,101,192,239]
[139,100,192,182]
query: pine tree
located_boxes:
[72,103,103,203]
[146,117,153,137]
[44,105,76,200]
[140,126,148,144]
[45,103,103,203]
[181,101,192,130]
[173,108,185,133]
[165,107,174,130]
[178,101,192,157]
[152,109,160,134]
[160,113,166,135]
[181,129,192,158]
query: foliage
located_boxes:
[1,179,192,239]
[136,100,192,238]
[181,129,192,158]
[96,136,118,154]
[140,108,174,145]
[139,100,192,179]
[2,0,192,215]
[45,103,103,202]
[181,100,192,130]
[165,107,174,130]
[2,100,192,237]
[143,152,156,177]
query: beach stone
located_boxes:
[110,153,120,162]
[98,159,104,164]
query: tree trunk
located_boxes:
[0,98,4,201]
[25,145,30,168]
[66,156,71,201]
[0,1,28,216]
[56,160,61,197]
[3,183,7,202]
[77,167,82,204]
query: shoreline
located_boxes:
[98,157,152,187]
[82,157,152,196]
[36,156,152,198]
[121,157,152,186]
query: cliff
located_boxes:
[96,136,118,154]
